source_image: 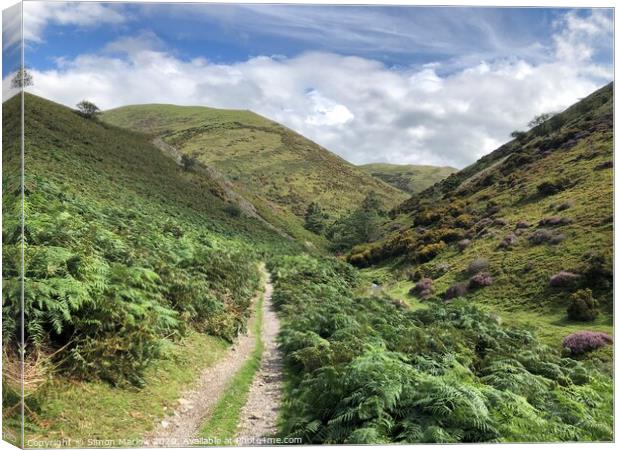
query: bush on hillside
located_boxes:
[457,239,471,251]
[549,271,580,288]
[409,278,434,299]
[567,289,599,322]
[536,178,571,197]
[556,202,572,211]
[498,233,517,249]
[528,229,554,245]
[467,257,489,274]
[454,214,475,228]
[562,331,612,355]
[580,250,613,293]
[224,203,242,217]
[549,233,566,245]
[539,216,572,227]
[469,272,494,289]
[492,218,507,227]
[417,241,446,262]
[443,282,468,300]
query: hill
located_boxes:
[348,83,613,352]
[359,163,457,194]
[2,93,305,441]
[102,104,409,245]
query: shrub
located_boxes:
[595,160,613,170]
[224,203,242,217]
[539,216,572,227]
[492,218,507,227]
[414,209,441,226]
[515,220,531,229]
[457,239,471,251]
[549,271,580,288]
[562,331,612,355]
[536,178,571,196]
[474,218,493,233]
[417,241,446,262]
[528,229,554,245]
[443,282,468,300]
[567,289,599,321]
[454,214,474,228]
[469,272,493,289]
[549,234,566,245]
[409,278,434,299]
[498,233,517,249]
[580,250,613,293]
[556,202,572,211]
[467,257,489,274]
[181,154,197,171]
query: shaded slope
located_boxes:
[359,163,457,194]
[103,104,409,245]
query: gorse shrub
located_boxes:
[566,289,599,322]
[269,255,613,444]
[417,241,446,262]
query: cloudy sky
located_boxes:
[2,2,614,168]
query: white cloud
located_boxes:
[553,9,613,63]
[22,2,126,44]
[12,10,613,168]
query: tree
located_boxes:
[76,100,101,119]
[527,112,553,129]
[181,154,197,171]
[10,67,33,88]
[510,130,527,141]
[326,192,383,251]
[304,202,327,234]
[361,191,382,213]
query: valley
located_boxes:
[2,83,614,446]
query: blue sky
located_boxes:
[21,5,612,74]
[2,2,614,167]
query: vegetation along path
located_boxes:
[143,265,280,447]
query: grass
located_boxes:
[197,293,265,444]
[359,163,457,194]
[23,332,230,447]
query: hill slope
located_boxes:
[102,104,409,244]
[2,94,305,441]
[359,163,457,194]
[349,83,613,350]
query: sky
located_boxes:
[2,2,614,168]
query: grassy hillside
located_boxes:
[1,93,302,442]
[347,83,613,355]
[102,104,408,245]
[360,163,457,194]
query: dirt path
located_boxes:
[235,275,283,445]
[143,267,275,447]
